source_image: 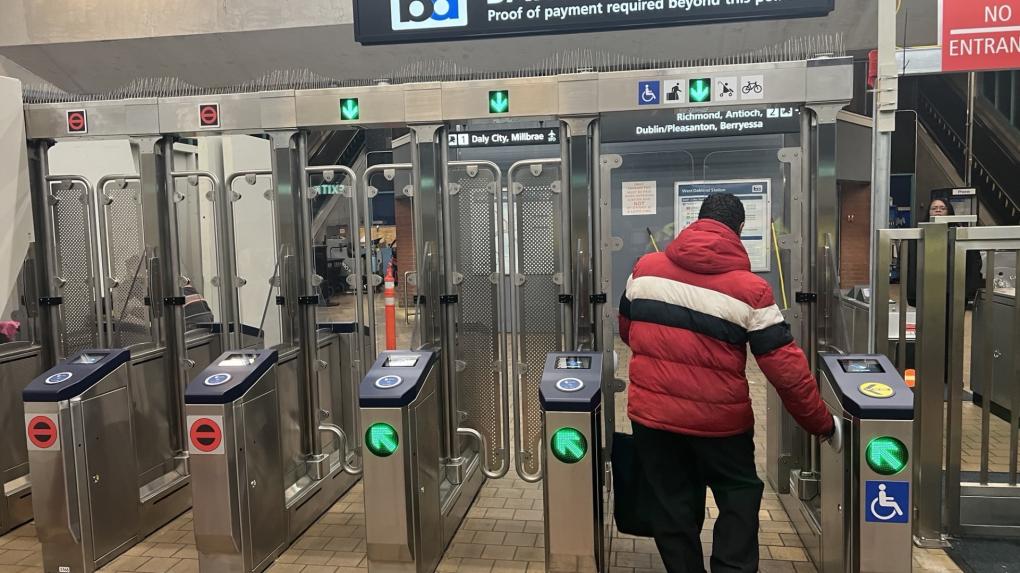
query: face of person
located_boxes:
[929,200,949,218]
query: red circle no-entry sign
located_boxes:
[189,417,223,453]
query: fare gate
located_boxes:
[23,349,140,573]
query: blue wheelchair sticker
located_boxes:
[865,480,909,524]
[637,81,660,105]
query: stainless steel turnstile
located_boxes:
[0,344,44,536]
[789,353,914,573]
[360,350,485,573]
[186,349,285,573]
[539,352,611,573]
[23,349,140,573]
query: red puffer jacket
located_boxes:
[620,219,834,438]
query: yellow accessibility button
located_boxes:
[859,382,896,399]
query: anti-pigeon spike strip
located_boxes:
[23,35,845,103]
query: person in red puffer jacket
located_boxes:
[619,193,834,573]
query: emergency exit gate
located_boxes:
[19,54,858,572]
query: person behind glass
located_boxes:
[619,193,835,573]
[907,198,983,308]
[182,276,214,329]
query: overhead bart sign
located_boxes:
[353,0,836,45]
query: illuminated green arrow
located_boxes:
[365,423,398,457]
[489,90,509,114]
[866,436,908,475]
[340,98,360,121]
[688,78,711,103]
[551,428,587,464]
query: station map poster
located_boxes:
[354,0,835,45]
[675,179,771,272]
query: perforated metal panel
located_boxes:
[448,164,505,469]
[510,164,563,476]
[50,181,99,356]
[103,181,151,348]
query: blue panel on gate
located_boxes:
[864,480,909,524]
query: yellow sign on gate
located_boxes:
[858,382,895,399]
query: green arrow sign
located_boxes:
[489,90,510,114]
[551,427,587,464]
[688,78,711,103]
[866,436,908,476]
[340,98,360,121]
[365,423,398,457]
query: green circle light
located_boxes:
[866,436,908,476]
[365,423,399,457]
[551,428,588,464]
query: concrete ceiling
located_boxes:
[0,0,936,95]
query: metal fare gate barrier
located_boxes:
[816,354,913,573]
[873,224,1020,544]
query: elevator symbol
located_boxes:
[865,481,909,523]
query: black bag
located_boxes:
[611,432,656,537]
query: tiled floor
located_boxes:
[0,302,990,572]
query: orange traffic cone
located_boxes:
[904,369,916,388]
[384,263,397,350]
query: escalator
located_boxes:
[908,74,1020,225]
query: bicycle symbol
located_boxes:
[742,81,763,95]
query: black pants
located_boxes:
[632,422,764,573]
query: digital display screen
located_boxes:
[385,355,419,368]
[556,356,591,370]
[839,359,885,374]
[218,354,257,367]
[73,353,105,364]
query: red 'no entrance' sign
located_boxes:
[189,417,223,454]
[27,415,58,449]
[66,110,87,134]
[942,0,1020,71]
[198,103,220,128]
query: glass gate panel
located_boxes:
[448,161,506,470]
[508,159,563,478]
[48,178,100,356]
[100,177,151,349]
[309,168,360,327]
[227,166,280,350]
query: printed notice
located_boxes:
[622,181,657,216]
[675,179,771,272]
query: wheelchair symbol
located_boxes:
[869,483,904,521]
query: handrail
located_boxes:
[318,423,363,476]
[506,158,561,483]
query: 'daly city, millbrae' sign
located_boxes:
[353,0,836,45]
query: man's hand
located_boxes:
[820,415,843,452]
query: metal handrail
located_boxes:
[319,422,363,476]
[506,158,561,483]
